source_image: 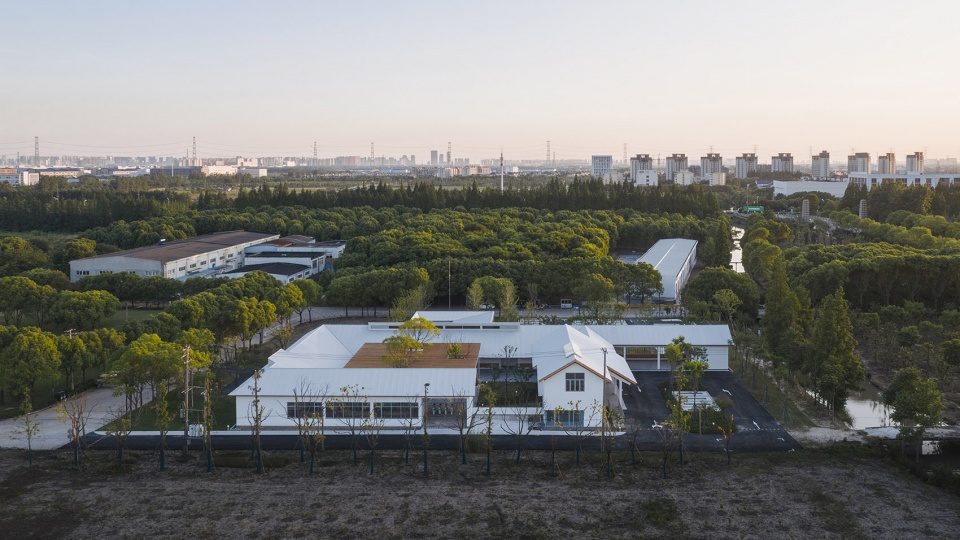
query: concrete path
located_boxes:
[0,387,143,450]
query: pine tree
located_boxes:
[810,287,864,412]
[761,257,801,368]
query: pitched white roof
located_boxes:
[588,324,732,347]
[263,320,639,386]
[412,310,495,324]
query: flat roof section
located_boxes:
[223,262,310,277]
[345,342,480,369]
[81,231,278,263]
[246,251,325,259]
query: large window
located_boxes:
[565,372,585,392]
[287,402,323,419]
[621,346,658,360]
[546,409,584,427]
[325,402,368,419]
[374,402,419,419]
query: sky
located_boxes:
[2,0,959,163]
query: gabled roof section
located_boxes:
[538,359,607,382]
[267,325,354,368]
[530,325,636,385]
[412,310,495,324]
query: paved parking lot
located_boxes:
[622,370,801,452]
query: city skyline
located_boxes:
[3,1,959,161]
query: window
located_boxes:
[545,409,583,427]
[287,402,324,418]
[566,372,585,392]
[75,270,89,276]
[325,401,368,419]
[374,402,419,419]
[189,263,197,269]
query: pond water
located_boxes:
[844,382,893,430]
[730,226,744,273]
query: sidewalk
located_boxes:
[0,386,145,450]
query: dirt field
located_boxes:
[1,445,958,539]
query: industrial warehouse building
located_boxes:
[229,311,731,431]
[619,238,698,304]
[69,230,279,282]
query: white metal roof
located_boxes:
[412,310,495,324]
[588,324,732,347]
[638,238,698,300]
[263,322,640,387]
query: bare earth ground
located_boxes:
[1,446,958,540]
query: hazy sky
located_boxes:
[2,1,959,162]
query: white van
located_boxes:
[560,299,573,309]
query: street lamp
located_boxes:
[601,348,607,449]
[423,383,430,435]
[423,382,430,477]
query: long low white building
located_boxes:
[230,311,731,431]
[848,172,960,191]
[632,238,698,304]
[69,230,279,282]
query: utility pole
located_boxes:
[182,345,191,455]
[500,149,504,192]
[601,348,607,450]
[448,259,452,309]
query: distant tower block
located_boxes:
[546,140,551,164]
[801,199,810,221]
[370,142,374,161]
[446,142,451,165]
[34,136,39,166]
[859,199,868,219]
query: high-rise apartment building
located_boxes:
[630,154,654,172]
[812,150,830,179]
[847,152,871,173]
[734,153,758,179]
[665,154,688,181]
[430,150,438,166]
[907,151,924,173]
[701,153,723,177]
[877,153,895,174]
[771,153,794,173]
[591,155,614,179]
[629,154,657,186]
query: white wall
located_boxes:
[70,256,162,283]
[540,364,605,427]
